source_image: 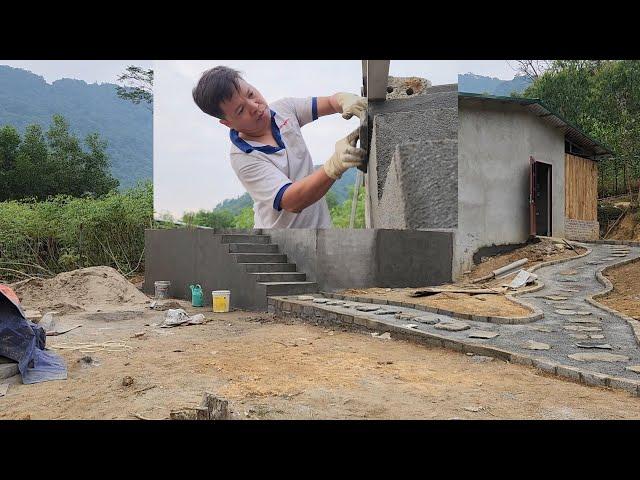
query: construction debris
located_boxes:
[158,309,205,328]
[170,392,231,420]
[507,270,538,289]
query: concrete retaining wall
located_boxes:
[266,228,454,291]
[144,229,268,310]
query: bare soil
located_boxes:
[599,259,640,320]
[609,209,640,241]
[340,287,530,318]
[2,304,640,420]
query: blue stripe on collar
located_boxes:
[229,109,286,154]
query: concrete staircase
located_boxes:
[219,233,318,297]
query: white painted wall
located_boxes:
[455,101,566,278]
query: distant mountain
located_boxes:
[0,65,152,189]
[213,166,358,213]
[458,73,532,96]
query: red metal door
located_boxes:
[529,156,537,236]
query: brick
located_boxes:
[556,364,582,382]
[608,377,640,396]
[580,371,611,389]
[532,358,558,375]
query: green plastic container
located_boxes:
[189,284,204,307]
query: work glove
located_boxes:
[323,128,365,180]
[335,92,367,121]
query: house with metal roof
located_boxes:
[366,86,612,279]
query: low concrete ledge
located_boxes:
[269,296,640,397]
[584,239,640,247]
[586,255,640,347]
[320,291,543,325]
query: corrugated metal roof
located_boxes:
[458,92,613,158]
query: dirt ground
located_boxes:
[2,301,640,420]
[340,287,530,318]
[337,239,586,319]
[609,209,640,241]
[599,260,640,320]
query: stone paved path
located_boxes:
[286,243,640,381]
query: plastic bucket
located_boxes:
[154,281,171,299]
[212,290,230,313]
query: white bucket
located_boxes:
[212,290,231,313]
[154,281,171,299]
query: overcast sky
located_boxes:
[0,60,153,84]
[154,60,517,219]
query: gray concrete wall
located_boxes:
[456,100,566,278]
[365,84,458,227]
[377,140,458,230]
[267,229,453,290]
[144,229,268,310]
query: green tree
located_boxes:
[234,206,255,228]
[182,209,236,229]
[116,66,153,111]
[329,185,365,228]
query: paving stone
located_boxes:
[555,309,578,315]
[467,330,499,339]
[355,305,380,312]
[524,340,551,350]
[564,325,602,332]
[589,334,605,339]
[374,309,401,315]
[544,295,569,301]
[568,333,590,339]
[325,301,345,306]
[298,295,315,301]
[394,313,415,321]
[559,288,581,292]
[568,318,601,324]
[413,316,440,325]
[528,326,554,333]
[574,342,613,349]
[586,261,603,265]
[559,269,578,275]
[626,366,640,374]
[434,320,470,331]
[557,278,579,283]
[602,257,618,261]
[312,298,329,304]
[568,352,630,362]
[612,253,629,257]
[402,324,419,329]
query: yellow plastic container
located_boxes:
[212,290,230,313]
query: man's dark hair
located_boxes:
[192,66,243,119]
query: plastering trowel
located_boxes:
[358,60,390,174]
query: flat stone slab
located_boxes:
[0,383,9,397]
[529,326,554,333]
[374,309,401,315]
[402,324,419,329]
[524,340,550,350]
[568,318,601,324]
[434,320,470,331]
[626,366,640,374]
[586,261,604,265]
[395,313,416,321]
[564,325,602,332]
[557,278,579,283]
[298,295,315,301]
[467,330,499,339]
[569,333,590,339]
[559,288,581,292]
[414,316,440,325]
[312,298,329,304]
[612,253,629,257]
[559,269,578,276]
[325,301,345,306]
[555,309,578,315]
[544,295,569,301]
[590,334,605,339]
[602,257,618,261]
[575,342,613,349]
[355,305,380,312]
[568,352,630,362]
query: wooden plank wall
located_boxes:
[565,153,598,221]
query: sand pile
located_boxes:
[14,266,150,314]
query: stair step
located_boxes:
[250,272,306,282]
[228,243,278,253]
[242,263,297,273]
[260,281,318,296]
[233,253,287,264]
[220,234,271,244]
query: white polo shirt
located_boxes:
[229,97,332,229]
